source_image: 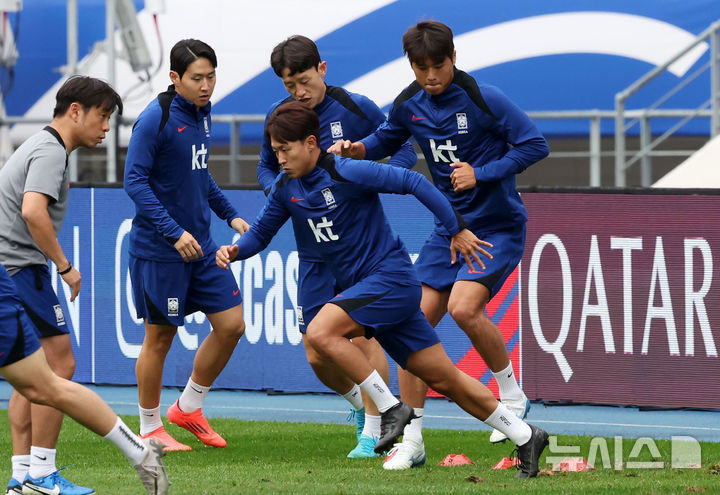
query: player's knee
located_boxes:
[215,319,245,342]
[17,383,54,407]
[305,325,328,355]
[423,374,453,397]
[53,355,76,380]
[146,330,176,353]
[447,302,481,327]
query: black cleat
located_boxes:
[514,424,549,478]
[374,402,416,454]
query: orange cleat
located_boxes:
[140,425,192,452]
[167,400,227,448]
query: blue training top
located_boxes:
[258,86,417,263]
[237,153,466,290]
[124,87,240,262]
[361,68,549,234]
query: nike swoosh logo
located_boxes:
[26,482,60,494]
[507,373,513,378]
[34,455,47,460]
[190,386,203,394]
[412,115,426,121]
[233,289,239,296]
[291,196,305,202]
[177,126,188,132]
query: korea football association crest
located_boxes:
[321,187,336,208]
[456,112,468,134]
[167,297,179,317]
[330,121,343,140]
[53,304,66,326]
[203,117,210,137]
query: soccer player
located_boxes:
[260,35,417,457]
[328,20,550,469]
[0,264,169,495]
[0,75,124,494]
[217,101,549,479]
[124,39,248,452]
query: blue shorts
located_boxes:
[414,225,525,299]
[11,265,71,338]
[129,255,242,327]
[328,271,440,368]
[297,259,338,334]
[0,266,42,367]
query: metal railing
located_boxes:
[0,109,712,188]
[615,19,720,187]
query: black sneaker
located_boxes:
[514,424,549,478]
[374,402,416,454]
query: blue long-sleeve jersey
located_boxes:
[124,87,240,261]
[258,85,417,263]
[257,85,416,192]
[238,153,465,290]
[361,68,549,233]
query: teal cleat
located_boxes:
[347,434,379,458]
[346,407,365,441]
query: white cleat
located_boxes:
[134,438,171,495]
[490,393,531,444]
[382,439,426,470]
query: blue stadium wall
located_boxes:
[53,188,720,409]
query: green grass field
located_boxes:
[1,411,718,494]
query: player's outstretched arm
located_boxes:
[450,229,493,270]
[327,139,366,159]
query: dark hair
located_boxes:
[270,35,321,77]
[170,39,217,78]
[265,101,319,143]
[53,76,122,117]
[402,21,455,65]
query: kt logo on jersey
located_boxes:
[192,143,208,170]
[308,217,339,242]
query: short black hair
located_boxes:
[170,39,217,78]
[265,101,319,144]
[53,76,122,117]
[402,21,455,65]
[270,35,321,77]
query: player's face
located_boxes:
[270,136,317,178]
[411,53,456,95]
[280,62,327,109]
[77,104,113,148]
[171,57,216,108]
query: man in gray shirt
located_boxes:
[0,76,122,495]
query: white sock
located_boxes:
[358,370,398,413]
[493,361,524,401]
[484,402,532,446]
[28,446,56,479]
[402,407,424,443]
[178,378,210,413]
[361,414,381,439]
[104,417,149,465]
[139,405,163,436]
[11,454,30,483]
[341,384,364,411]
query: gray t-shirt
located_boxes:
[0,127,69,274]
